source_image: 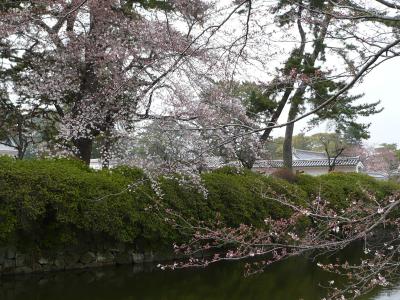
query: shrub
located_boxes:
[271,168,298,183]
[0,158,142,248]
[0,157,398,253]
[296,172,399,209]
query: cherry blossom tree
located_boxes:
[120,82,266,172]
[0,0,214,165]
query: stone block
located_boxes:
[0,247,6,265]
[15,254,26,267]
[33,263,42,272]
[6,247,16,259]
[96,251,114,265]
[54,258,65,269]
[38,258,49,265]
[80,252,96,264]
[3,259,15,269]
[131,252,144,264]
[115,252,131,265]
[64,252,80,267]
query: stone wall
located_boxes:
[0,244,176,276]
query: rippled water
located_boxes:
[0,253,398,300]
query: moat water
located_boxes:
[1,253,399,300]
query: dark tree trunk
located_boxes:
[74,138,93,165]
[15,116,26,160]
[328,148,345,172]
[283,102,299,171]
[238,154,256,169]
[282,3,307,172]
[282,83,306,172]
[70,7,100,166]
[17,145,27,160]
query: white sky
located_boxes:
[355,57,400,146]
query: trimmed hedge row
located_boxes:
[0,158,398,252]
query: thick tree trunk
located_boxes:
[281,2,306,172]
[70,4,100,167]
[74,138,93,165]
[283,102,299,171]
[237,150,256,169]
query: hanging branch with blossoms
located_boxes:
[147,180,400,299]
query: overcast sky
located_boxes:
[271,57,400,147]
[355,57,400,146]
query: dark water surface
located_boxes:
[1,253,399,300]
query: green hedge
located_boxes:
[0,157,398,252]
[295,172,399,209]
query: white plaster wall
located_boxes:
[0,149,18,157]
[294,166,357,176]
[254,166,358,176]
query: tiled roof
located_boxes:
[253,157,361,168]
[293,149,328,160]
[196,151,362,170]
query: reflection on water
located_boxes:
[373,288,400,300]
[0,254,398,300]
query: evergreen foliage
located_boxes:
[0,158,398,251]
